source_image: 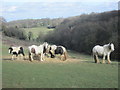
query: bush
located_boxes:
[3,26,27,40]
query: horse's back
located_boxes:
[12,46,22,52]
[28,45,44,54]
[58,46,66,52]
[93,45,104,55]
[51,45,57,50]
[28,45,37,50]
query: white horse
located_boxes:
[49,45,68,61]
[92,43,114,64]
[28,42,49,62]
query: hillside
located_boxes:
[23,27,54,39]
[45,10,119,60]
[7,18,64,28]
[1,10,119,60]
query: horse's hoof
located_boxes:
[108,62,111,64]
[40,60,43,61]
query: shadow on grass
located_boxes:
[2,58,29,61]
[2,58,12,61]
[82,60,118,66]
[83,60,95,63]
[2,56,42,62]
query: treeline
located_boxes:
[0,17,27,40]
[3,26,27,40]
[1,16,60,41]
[45,10,119,60]
[7,18,64,28]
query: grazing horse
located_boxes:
[49,45,68,61]
[92,43,114,64]
[8,46,25,60]
[28,42,49,62]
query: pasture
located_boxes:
[2,45,118,88]
[23,27,54,39]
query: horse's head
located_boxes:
[109,43,115,52]
[43,42,50,53]
[44,42,48,49]
[8,47,13,54]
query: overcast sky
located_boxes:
[1,0,119,21]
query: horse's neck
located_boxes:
[39,45,44,48]
[34,45,43,54]
[103,45,111,53]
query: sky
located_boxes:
[0,0,119,21]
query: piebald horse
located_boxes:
[92,43,114,64]
[49,45,68,61]
[8,46,25,60]
[28,42,49,62]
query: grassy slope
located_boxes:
[23,27,54,39]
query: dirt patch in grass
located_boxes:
[2,55,85,64]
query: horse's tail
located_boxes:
[64,50,68,60]
[28,52,31,61]
[28,47,32,61]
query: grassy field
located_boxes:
[2,44,119,88]
[23,27,54,39]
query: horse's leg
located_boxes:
[64,51,67,61]
[16,54,19,60]
[62,54,66,61]
[93,54,97,63]
[102,55,106,64]
[96,55,99,63]
[18,54,20,60]
[20,54,23,60]
[42,54,45,61]
[63,53,66,61]
[22,52,25,60]
[18,54,22,60]
[29,53,31,61]
[59,55,62,60]
[41,53,43,61]
[107,53,111,64]
[21,54,24,60]
[12,55,14,60]
[29,53,34,62]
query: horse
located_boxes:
[28,42,50,62]
[92,43,114,64]
[49,45,68,61]
[8,46,25,60]
[43,42,51,56]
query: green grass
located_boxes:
[2,45,119,88]
[2,45,9,57]
[2,60,118,88]
[69,50,93,60]
[23,27,54,39]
